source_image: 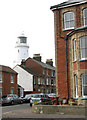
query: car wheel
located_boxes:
[11,101,14,105]
[20,100,23,104]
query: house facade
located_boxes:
[13,65,33,97]
[51,0,87,105]
[0,65,18,96]
[21,54,56,94]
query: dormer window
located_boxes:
[64,12,74,29]
[83,8,87,26]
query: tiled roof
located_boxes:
[19,65,40,76]
[0,65,17,74]
[30,58,55,70]
[50,0,87,10]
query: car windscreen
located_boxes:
[25,95,31,98]
[2,95,7,98]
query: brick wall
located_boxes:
[2,72,18,96]
[53,3,87,99]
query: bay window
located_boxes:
[74,75,78,98]
[73,39,76,61]
[80,36,87,60]
[81,74,87,98]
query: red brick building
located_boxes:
[51,0,87,105]
[0,65,18,96]
[21,54,56,94]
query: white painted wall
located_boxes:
[13,65,33,92]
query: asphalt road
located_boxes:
[2,103,30,113]
[1,103,86,119]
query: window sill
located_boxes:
[81,97,87,100]
[79,59,87,61]
[72,60,77,63]
[74,98,78,100]
[63,28,74,31]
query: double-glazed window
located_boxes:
[38,77,40,85]
[81,74,87,98]
[73,39,76,61]
[46,78,49,85]
[80,36,87,60]
[11,75,14,83]
[74,75,78,98]
[64,12,74,29]
[11,88,14,94]
[83,8,87,26]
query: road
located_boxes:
[1,103,86,119]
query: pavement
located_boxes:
[2,107,86,119]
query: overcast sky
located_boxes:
[0,0,66,68]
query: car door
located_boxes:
[13,94,19,104]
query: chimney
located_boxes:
[46,59,53,66]
[33,54,42,62]
[21,59,26,65]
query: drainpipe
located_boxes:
[58,10,69,100]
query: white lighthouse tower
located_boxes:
[15,33,29,65]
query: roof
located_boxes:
[0,65,17,74]
[50,0,87,10]
[19,65,40,76]
[30,58,55,71]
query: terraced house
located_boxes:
[14,54,56,95]
[0,65,18,96]
[50,0,87,105]
[25,54,56,94]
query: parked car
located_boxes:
[30,93,51,106]
[23,94,35,103]
[2,94,23,105]
[47,93,56,100]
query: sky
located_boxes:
[0,0,66,68]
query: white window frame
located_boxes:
[38,77,40,85]
[73,39,76,61]
[47,69,48,75]
[83,8,87,26]
[74,75,78,98]
[11,88,14,94]
[43,68,45,74]
[64,12,74,30]
[46,78,49,85]
[51,71,53,76]
[82,74,87,98]
[0,73,2,82]
[80,36,87,60]
[11,75,14,83]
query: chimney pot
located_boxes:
[33,54,41,62]
[46,59,53,66]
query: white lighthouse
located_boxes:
[14,33,29,65]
